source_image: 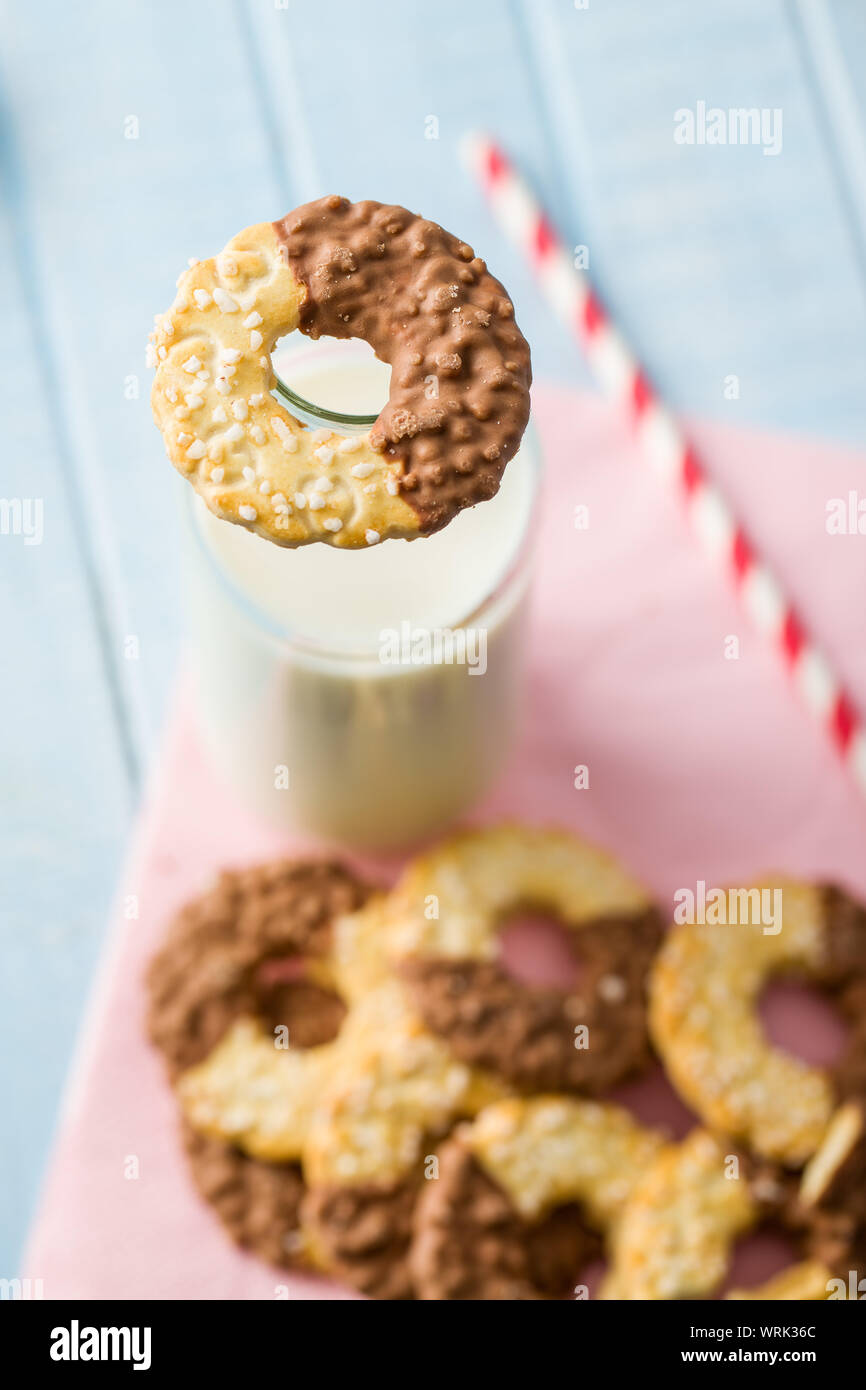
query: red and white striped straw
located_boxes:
[462,131,866,800]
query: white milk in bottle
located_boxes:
[184,339,540,850]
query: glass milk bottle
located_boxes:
[183,338,541,851]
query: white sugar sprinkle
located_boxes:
[212,405,228,423]
[210,466,224,483]
[187,256,200,267]
[271,418,298,451]
[337,436,362,454]
[182,355,201,373]
[244,311,263,328]
[250,424,265,444]
[232,400,248,421]
[174,405,190,420]
[186,440,206,460]
[213,287,239,313]
[219,254,237,277]
[242,466,255,482]
[193,289,212,309]
[225,423,244,442]
[185,394,204,409]
[323,518,343,532]
[249,393,264,406]
[145,344,158,367]
[220,347,241,363]
[308,493,326,510]
[365,529,381,545]
[215,378,231,395]
[249,330,263,350]
[386,477,399,495]
[165,388,178,403]
[239,504,257,521]
[259,479,272,494]
[314,445,335,465]
[311,476,333,493]
[293,492,307,509]
[196,369,210,381]
[259,356,268,367]
[272,493,287,506]
[158,345,167,359]
[350,461,374,479]
[177,432,192,446]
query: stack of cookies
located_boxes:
[146,826,866,1300]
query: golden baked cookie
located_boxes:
[146,857,374,1267]
[356,824,663,1094]
[605,1127,847,1301]
[300,979,508,1299]
[795,1099,866,1298]
[149,196,531,547]
[410,1096,664,1299]
[650,880,866,1165]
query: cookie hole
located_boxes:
[255,958,346,1049]
[759,978,847,1067]
[525,1204,601,1299]
[271,337,390,429]
[718,1226,802,1298]
[498,914,583,991]
[611,1062,697,1140]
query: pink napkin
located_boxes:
[23,384,866,1299]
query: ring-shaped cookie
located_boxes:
[149,196,532,547]
[605,1127,844,1301]
[410,1096,664,1300]
[300,979,509,1299]
[146,857,373,1266]
[374,825,663,1094]
[650,880,866,1165]
[795,1099,866,1296]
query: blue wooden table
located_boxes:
[2,0,866,1275]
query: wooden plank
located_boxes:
[0,0,286,1272]
[242,0,591,386]
[791,0,866,271]
[0,195,132,1267]
[517,0,866,443]
[0,0,289,750]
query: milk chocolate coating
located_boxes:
[273,196,532,534]
[819,886,866,1100]
[182,1123,308,1270]
[411,1138,599,1300]
[399,908,663,1094]
[147,859,368,1078]
[302,1178,418,1300]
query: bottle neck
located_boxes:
[272,373,376,437]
